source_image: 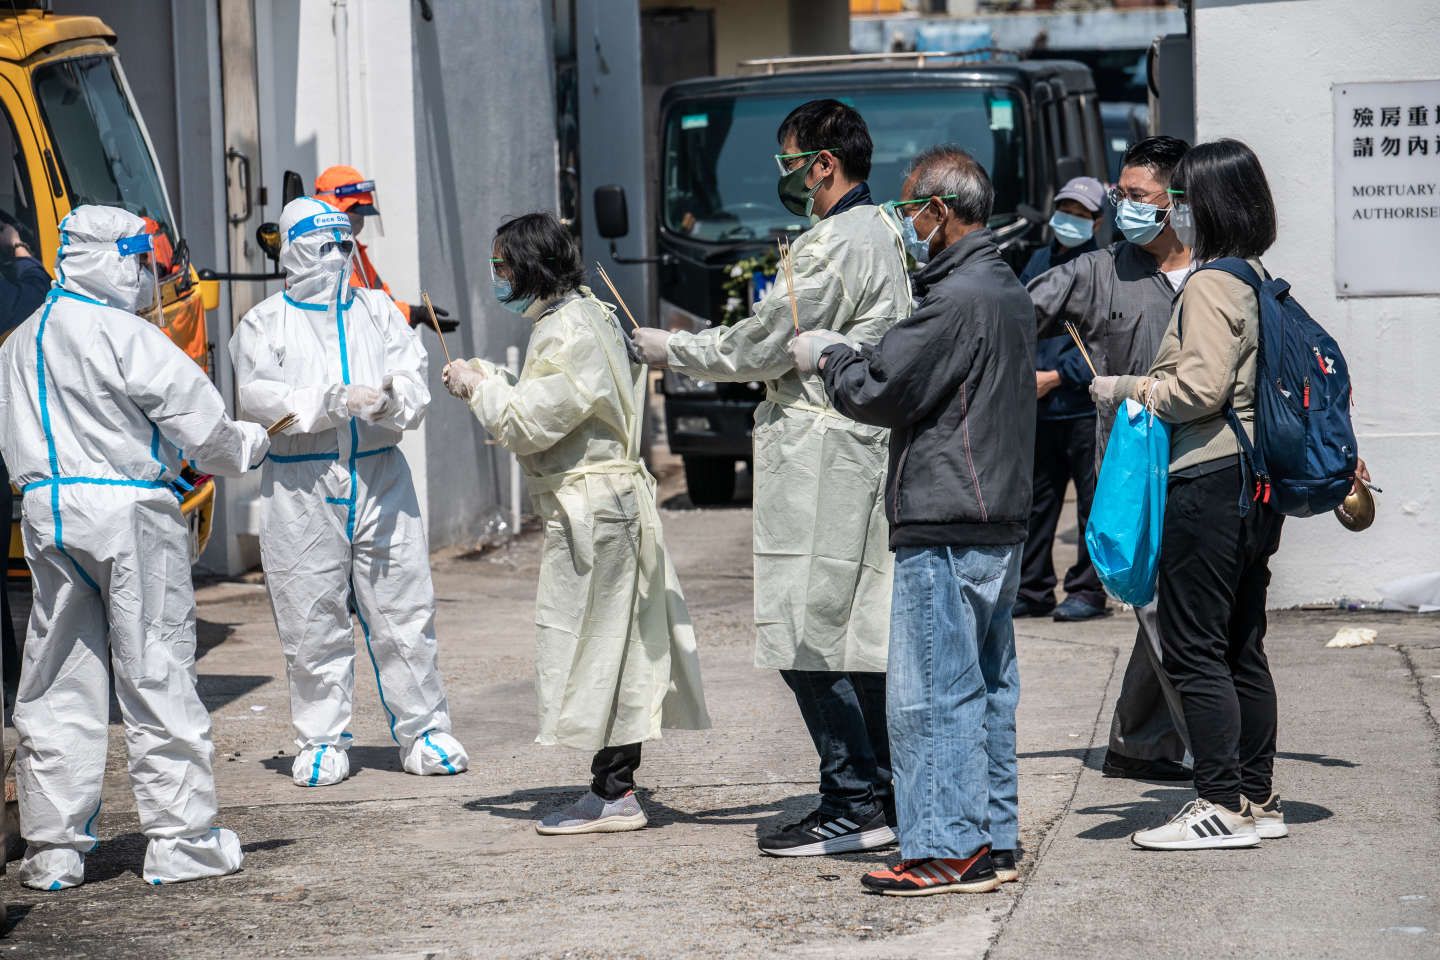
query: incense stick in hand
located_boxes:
[776,239,800,335]
[595,263,640,330]
[420,291,453,365]
[1063,320,1098,378]
[266,413,297,437]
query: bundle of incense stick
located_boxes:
[776,238,800,335]
[594,262,640,330]
[1063,320,1098,378]
[420,291,453,364]
[266,413,297,437]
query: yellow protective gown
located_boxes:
[466,290,710,751]
[665,204,911,672]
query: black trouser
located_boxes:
[1157,463,1284,811]
[1108,603,1191,763]
[780,669,892,822]
[1019,416,1104,609]
[591,742,642,801]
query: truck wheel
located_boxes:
[683,456,736,506]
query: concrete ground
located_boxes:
[2,477,1438,958]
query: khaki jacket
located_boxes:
[1118,259,1263,473]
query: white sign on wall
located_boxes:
[1333,79,1440,297]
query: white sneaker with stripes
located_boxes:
[1131,798,1260,850]
[758,808,897,857]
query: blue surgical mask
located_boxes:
[900,208,939,265]
[1049,211,1094,248]
[1114,198,1170,246]
[492,276,534,315]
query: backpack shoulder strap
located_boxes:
[1195,256,1263,291]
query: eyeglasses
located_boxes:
[773,148,839,174]
[1107,185,1171,206]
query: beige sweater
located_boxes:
[1116,260,1262,473]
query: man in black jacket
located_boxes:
[790,146,1035,896]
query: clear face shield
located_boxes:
[116,230,163,326]
[283,209,357,304]
[334,179,383,239]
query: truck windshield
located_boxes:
[32,55,178,261]
[663,86,1026,243]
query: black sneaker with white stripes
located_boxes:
[758,808,896,857]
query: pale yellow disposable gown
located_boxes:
[466,290,710,751]
[665,204,911,672]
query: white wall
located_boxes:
[1193,0,1440,606]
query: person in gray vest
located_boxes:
[1026,136,1194,782]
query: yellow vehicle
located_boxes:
[0,9,216,577]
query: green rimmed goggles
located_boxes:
[773,148,839,174]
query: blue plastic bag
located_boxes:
[1085,399,1171,606]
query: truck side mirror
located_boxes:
[594,184,630,239]
[255,222,281,264]
[282,170,305,206]
[1054,155,1086,188]
[1016,203,1045,225]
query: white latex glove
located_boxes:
[442,360,486,401]
[345,384,383,418]
[630,327,672,368]
[1089,375,1123,409]
[789,330,851,375]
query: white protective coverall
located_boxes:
[465,290,709,751]
[665,204,910,671]
[0,205,269,889]
[228,197,466,786]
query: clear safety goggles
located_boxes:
[773,148,839,174]
[883,194,958,223]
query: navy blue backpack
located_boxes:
[1190,258,1358,517]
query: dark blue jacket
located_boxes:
[1020,239,1097,421]
[0,255,51,338]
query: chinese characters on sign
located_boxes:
[1334,79,1440,296]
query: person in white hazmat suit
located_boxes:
[0,205,269,889]
[441,212,709,835]
[228,197,467,787]
[630,100,910,856]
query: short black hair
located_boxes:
[1121,135,1190,186]
[776,99,873,182]
[493,212,583,305]
[1171,138,1277,263]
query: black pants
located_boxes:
[591,742,642,801]
[780,669,892,822]
[1108,603,1191,763]
[1019,416,1104,608]
[1158,463,1284,811]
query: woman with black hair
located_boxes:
[1091,140,1301,849]
[442,212,710,835]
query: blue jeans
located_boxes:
[888,544,1021,859]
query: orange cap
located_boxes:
[314,164,375,212]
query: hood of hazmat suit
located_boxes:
[665,203,911,672]
[463,289,710,751]
[0,204,266,889]
[226,197,466,785]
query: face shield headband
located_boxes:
[63,230,163,324]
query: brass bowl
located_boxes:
[1334,481,1375,532]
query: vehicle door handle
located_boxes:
[225,148,252,225]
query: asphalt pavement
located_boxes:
[1,494,1437,959]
